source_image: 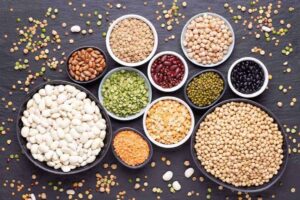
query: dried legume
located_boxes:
[113,130,150,166]
[187,71,224,107]
[109,18,154,63]
[151,54,185,88]
[145,99,192,145]
[68,47,106,82]
[231,60,264,94]
[194,102,284,187]
[183,13,233,65]
[101,70,150,117]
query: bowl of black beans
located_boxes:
[228,57,269,98]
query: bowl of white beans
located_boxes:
[16,80,112,175]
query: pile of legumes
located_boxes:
[21,85,107,172]
[183,13,233,65]
[145,99,192,145]
[113,130,150,166]
[68,47,106,82]
[151,54,185,88]
[109,18,154,63]
[186,71,224,107]
[231,60,264,94]
[101,70,150,117]
[194,101,284,187]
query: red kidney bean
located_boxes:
[151,54,185,88]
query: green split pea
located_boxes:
[102,70,149,117]
[187,72,224,107]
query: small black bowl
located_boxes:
[66,46,108,84]
[190,98,288,193]
[184,69,226,110]
[112,127,153,169]
[16,80,112,175]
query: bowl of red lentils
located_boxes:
[143,96,195,149]
[147,51,189,92]
[66,46,107,84]
[112,127,153,169]
[106,14,158,67]
[181,12,235,67]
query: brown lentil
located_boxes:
[68,47,106,82]
[109,18,154,63]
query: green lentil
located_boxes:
[186,72,224,107]
[102,70,150,117]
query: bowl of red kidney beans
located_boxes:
[147,51,188,92]
[228,57,269,98]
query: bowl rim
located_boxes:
[16,80,113,175]
[143,96,195,148]
[147,51,189,92]
[190,98,289,193]
[111,127,153,169]
[98,67,152,121]
[106,14,158,67]
[180,12,235,68]
[227,57,269,98]
[66,46,108,84]
[184,69,227,110]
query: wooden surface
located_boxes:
[0,0,299,199]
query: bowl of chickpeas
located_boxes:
[181,12,235,67]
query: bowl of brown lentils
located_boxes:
[184,69,226,110]
[181,12,235,67]
[67,46,107,84]
[106,14,158,67]
[191,99,288,193]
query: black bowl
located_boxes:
[184,69,226,110]
[190,98,288,193]
[112,127,153,169]
[16,80,112,175]
[66,46,108,84]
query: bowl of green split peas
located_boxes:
[98,67,152,121]
[184,69,227,110]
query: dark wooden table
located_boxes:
[0,0,299,199]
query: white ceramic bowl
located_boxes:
[143,96,195,148]
[98,67,152,121]
[228,57,269,98]
[147,51,189,92]
[181,12,235,67]
[106,14,158,67]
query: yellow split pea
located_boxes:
[146,100,192,145]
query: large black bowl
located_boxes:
[190,98,288,193]
[16,80,112,175]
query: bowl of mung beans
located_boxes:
[98,67,152,121]
[181,12,235,67]
[190,99,288,193]
[112,127,153,169]
[184,69,226,110]
[106,14,158,67]
[143,96,195,149]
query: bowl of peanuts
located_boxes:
[67,46,107,84]
[143,96,195,149]
[106,14,158,67]
[181,12,235,67]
